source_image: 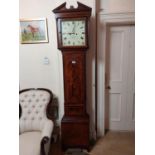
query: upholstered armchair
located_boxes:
[19,88,54,155]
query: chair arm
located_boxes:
[41,136,49,144]
[41,119,54,140]
[41,120,54,155]
[41,137,50,155]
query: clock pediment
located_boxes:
[76,2,92,12]
[53,2,91,15]
[53,2,67,13]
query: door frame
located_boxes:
[97,12,135,137]
[105,23,135,131]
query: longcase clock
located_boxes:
[53,2,92,150]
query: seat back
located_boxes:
[19,88,53,134]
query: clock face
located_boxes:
[61,19,86,47]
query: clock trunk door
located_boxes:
[63,51,86,116]
[63,52,85,105]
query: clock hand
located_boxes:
[62,32,75,34]
[68,32,75,35]
[73,23,75,33]
[72,28,74,33]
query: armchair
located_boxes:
[19,88,54,155]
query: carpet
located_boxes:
[90,131,135,155]
[49,131,134,155]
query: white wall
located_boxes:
[19,0,96,138]
[98,0,135,13]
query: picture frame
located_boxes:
[20,18,49,44]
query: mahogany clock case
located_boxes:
[53,2,92,150]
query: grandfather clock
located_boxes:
[53,2,92,150]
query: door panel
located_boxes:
[109,30,124,82]
[109,93,122,122]
[105,25,135,131]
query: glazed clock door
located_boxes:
[61,19,86,46]
[57,18,88,48]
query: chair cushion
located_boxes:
[19,89,51,133]
[19,131,41,155]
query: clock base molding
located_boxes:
[61,115,89,150]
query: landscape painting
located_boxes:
[20,18,48,44]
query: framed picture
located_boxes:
[20,18,49,44]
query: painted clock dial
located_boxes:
[61,19,86,46]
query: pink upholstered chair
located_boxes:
[19,88,54,155]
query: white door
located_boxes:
[105,25,135,131]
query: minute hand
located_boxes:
[62,33,75,34]
[73,24,75,33]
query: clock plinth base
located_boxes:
[61,115,89,150]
